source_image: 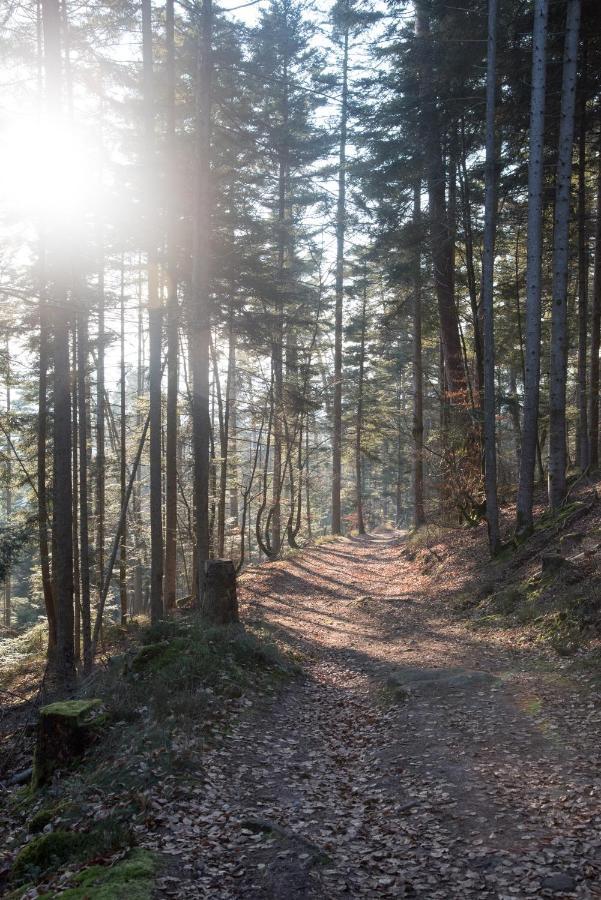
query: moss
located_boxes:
[11,820,131,884]
[57,849,156,900]
[129,641,173,673]
[40,699,103,719]
[535,500,585,533]
[28,801,71,834]
[11,830,85,882]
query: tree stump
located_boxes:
[200,560,239,626]
[32,699,105,790]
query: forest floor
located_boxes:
[4,496,601,898]
[143,524,601,899]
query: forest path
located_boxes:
[150,533,601,899]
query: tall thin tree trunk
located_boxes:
[142,0,164,621]
[38,285,56,648]
[412,182,425,528]
[42,0,75,691]
[589,141,601,467]
[119,264,128,624]
[77,306,92,672]
[95,224,105,603]
[217,318,235,557]
[4,344,11,628]
[134,260,144,613]
[355,279,366,536]
[272,59,289,559]
[190,0,212,593]
[415,4,467,405]
[229,339,239,530]
[332,20,348,536]
[576,51,589,470]
[482,0,501,554]
[516,0,550,534]
[71,329,80,662]
[164,0,178,611]
[548,0,581,510]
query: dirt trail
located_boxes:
[148,534,601,899]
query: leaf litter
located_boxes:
[142,530,601,897]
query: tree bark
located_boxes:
[200,560,239,626]
[576,53,589,470]
[42,0,75,692]
[516,0,550,534]
[548,0,581,511]
[332,20,348,536]
[355,277,366,536]
[119,264,128,625]
[482,0,501,555]
[142,0,164,622]
[164,0,178,612]
[38,284,56,649]
[412,182,425,529]
[95,229,105,605]
[4,344,11,628]
[71,329,80,663]
[589,140,601,468]
[415,4,467,405]
[190,0,213,595]
[77,307,92,672]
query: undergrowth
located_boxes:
[4,616,298,897]
[461,566,601,657]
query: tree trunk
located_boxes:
[589,140,601,468]
[332,22,348,536]
[576,54,589,470]
[42,0,75,692]
[142,0,164,622]
[119,265,128,625]
[272,78,288,558]
[355,277,366,536]
[217,318,235,557]
[548,0,581,511]
[229,339,239,530]
[77,307,92,672]
[415,4,467,406]
[4,344,11,628]
[38,285,56,649]
[412,182,425,528]
[164,0,178,612]
[516,0,550,534]
[190,0,212,596]
[95,234,105,605]
[459,120,484,401]
[482,0,501,555]
[71,329,80,663]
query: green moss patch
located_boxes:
[40,700,103,719]
[58,849,156,900]
[11,819,130,885]
[28,801,71,833]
